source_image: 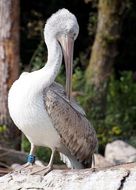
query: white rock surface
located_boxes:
[123,167,136,190]
[0,163,136,190]
[105,140,136,164]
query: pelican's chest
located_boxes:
[8,80,40,126]
[8,73,61,147]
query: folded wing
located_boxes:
[43,82,97,168]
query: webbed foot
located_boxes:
[30,165,53,176]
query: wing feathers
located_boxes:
[43,82,97,168]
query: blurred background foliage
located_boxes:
[18,0,136,161]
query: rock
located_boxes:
[11,163,21,170]
[94,154,113,168]
[0,162,136,190]
[105,140,136,164]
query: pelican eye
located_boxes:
[73,33,76,37]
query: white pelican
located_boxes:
[8,9,97,174]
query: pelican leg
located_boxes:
[92,154,95,168]
[91,154,96,172]
[14,143,36,174]
[30,149,56,176]
[26,143,36,165]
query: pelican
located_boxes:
[8,9,97,174]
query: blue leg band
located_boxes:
[27,154,35,164]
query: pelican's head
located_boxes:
[44,9,79,100]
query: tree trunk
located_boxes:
[0,162,135,190]
[85,0,125,124]
[0,0,21,149]
[86,0,125,87]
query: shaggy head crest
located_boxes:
[44,8,79,40]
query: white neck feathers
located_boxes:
[27,38,62,93]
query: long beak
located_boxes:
[58,35,74,101]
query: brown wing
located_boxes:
[49,82,86,116]
[43,82,98,167]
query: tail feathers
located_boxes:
[60,153,72,168]
[60,153,94,169]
